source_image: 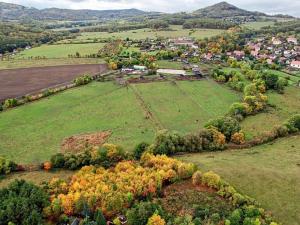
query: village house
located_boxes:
[170,37,195,47]
[290,60,300,69]
[232,50,245,60]
[287,37,298,45]
[272,37,282,45]
[202,53,213,61]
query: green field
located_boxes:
[241,86,300,139]
[0,58,104,70]
[242,21,275,30]
[178,136,300,225]
[0,80,239,164]
[157,60,184,69]
[16,43,105,59]
[74,25,224,41]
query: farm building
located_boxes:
[157,69,186,76]
[133,65,147,71]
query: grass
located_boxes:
[0,170,74,188]
[241,86,300,139]
[0,82,155,163]
[0,58,104,70]
[132,80,240,134]
[0,80,240,164]
[242,21,275,30]
[75,25,224,41]
[157,60,183,70]
[266,69,300,85]
[16,43,105,59]
[177,136,300,225]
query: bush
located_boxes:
[205,116,241,141]
[126,202,165,225]
[51,153,65,168]
[0,157,17,175]
[0,103,3,111]
[231,132,245,144]
[147,214,166,225]
[272,125,289,137]
[43,161,52,171]
[201,171,221,189]
[151,130,185,155]
[192,171,202,186]
[262,71,278,90]
[3,98,18,108]
[285,114,300,133]
[0,180,49,225]
[228,209,242,225]
[74,74,93,86]
[134,142,150,160]
[229,102,249,117]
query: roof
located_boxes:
[157,69,186,75]
[291,61,300,65]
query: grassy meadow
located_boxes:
[16,43,105,59]
[241,86,300,139]
[178,136,300,225]
[242,21,275,30]
[0,80,239,164]
[74,25,224,41]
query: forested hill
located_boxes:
[193,1,267,18]
[0,2,152,20]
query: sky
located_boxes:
[2,0,300,17]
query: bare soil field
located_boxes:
[0,64,108,101]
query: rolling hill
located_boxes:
[193,1,267,18]
[0,2,152,20]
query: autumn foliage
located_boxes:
[46,153,196,218]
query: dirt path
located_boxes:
[129,84,164,130]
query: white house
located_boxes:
[290,61,300,69]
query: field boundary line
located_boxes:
[171,81,216,117]
[129,84,165,131]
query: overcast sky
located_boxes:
[2,0,300,17]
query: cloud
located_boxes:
[2,0,300,16]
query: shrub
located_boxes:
[74,74,93,86]
[0,157,17,175]
[228,209,242,225]
[276,77,288,93]
[0,180,49,225]
[201,171,221,189]
[192,171,202,186]
[0,103,3,111]
[151,130,185,155]
[231,132,245,144]
[3,98,18,108]
[272,125,289,137]
[126,202,165,225]
[51,153,66,168]
[285,114,300,133]
[229,102,249,118]
[262,71,278,90]
[43,161,52,171]
[205,116,241,141]
[147,214,166,225]
[134,142,150,160]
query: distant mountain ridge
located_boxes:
[0,2,152,20]
[0,1,294,21]
[193,1,266,18]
